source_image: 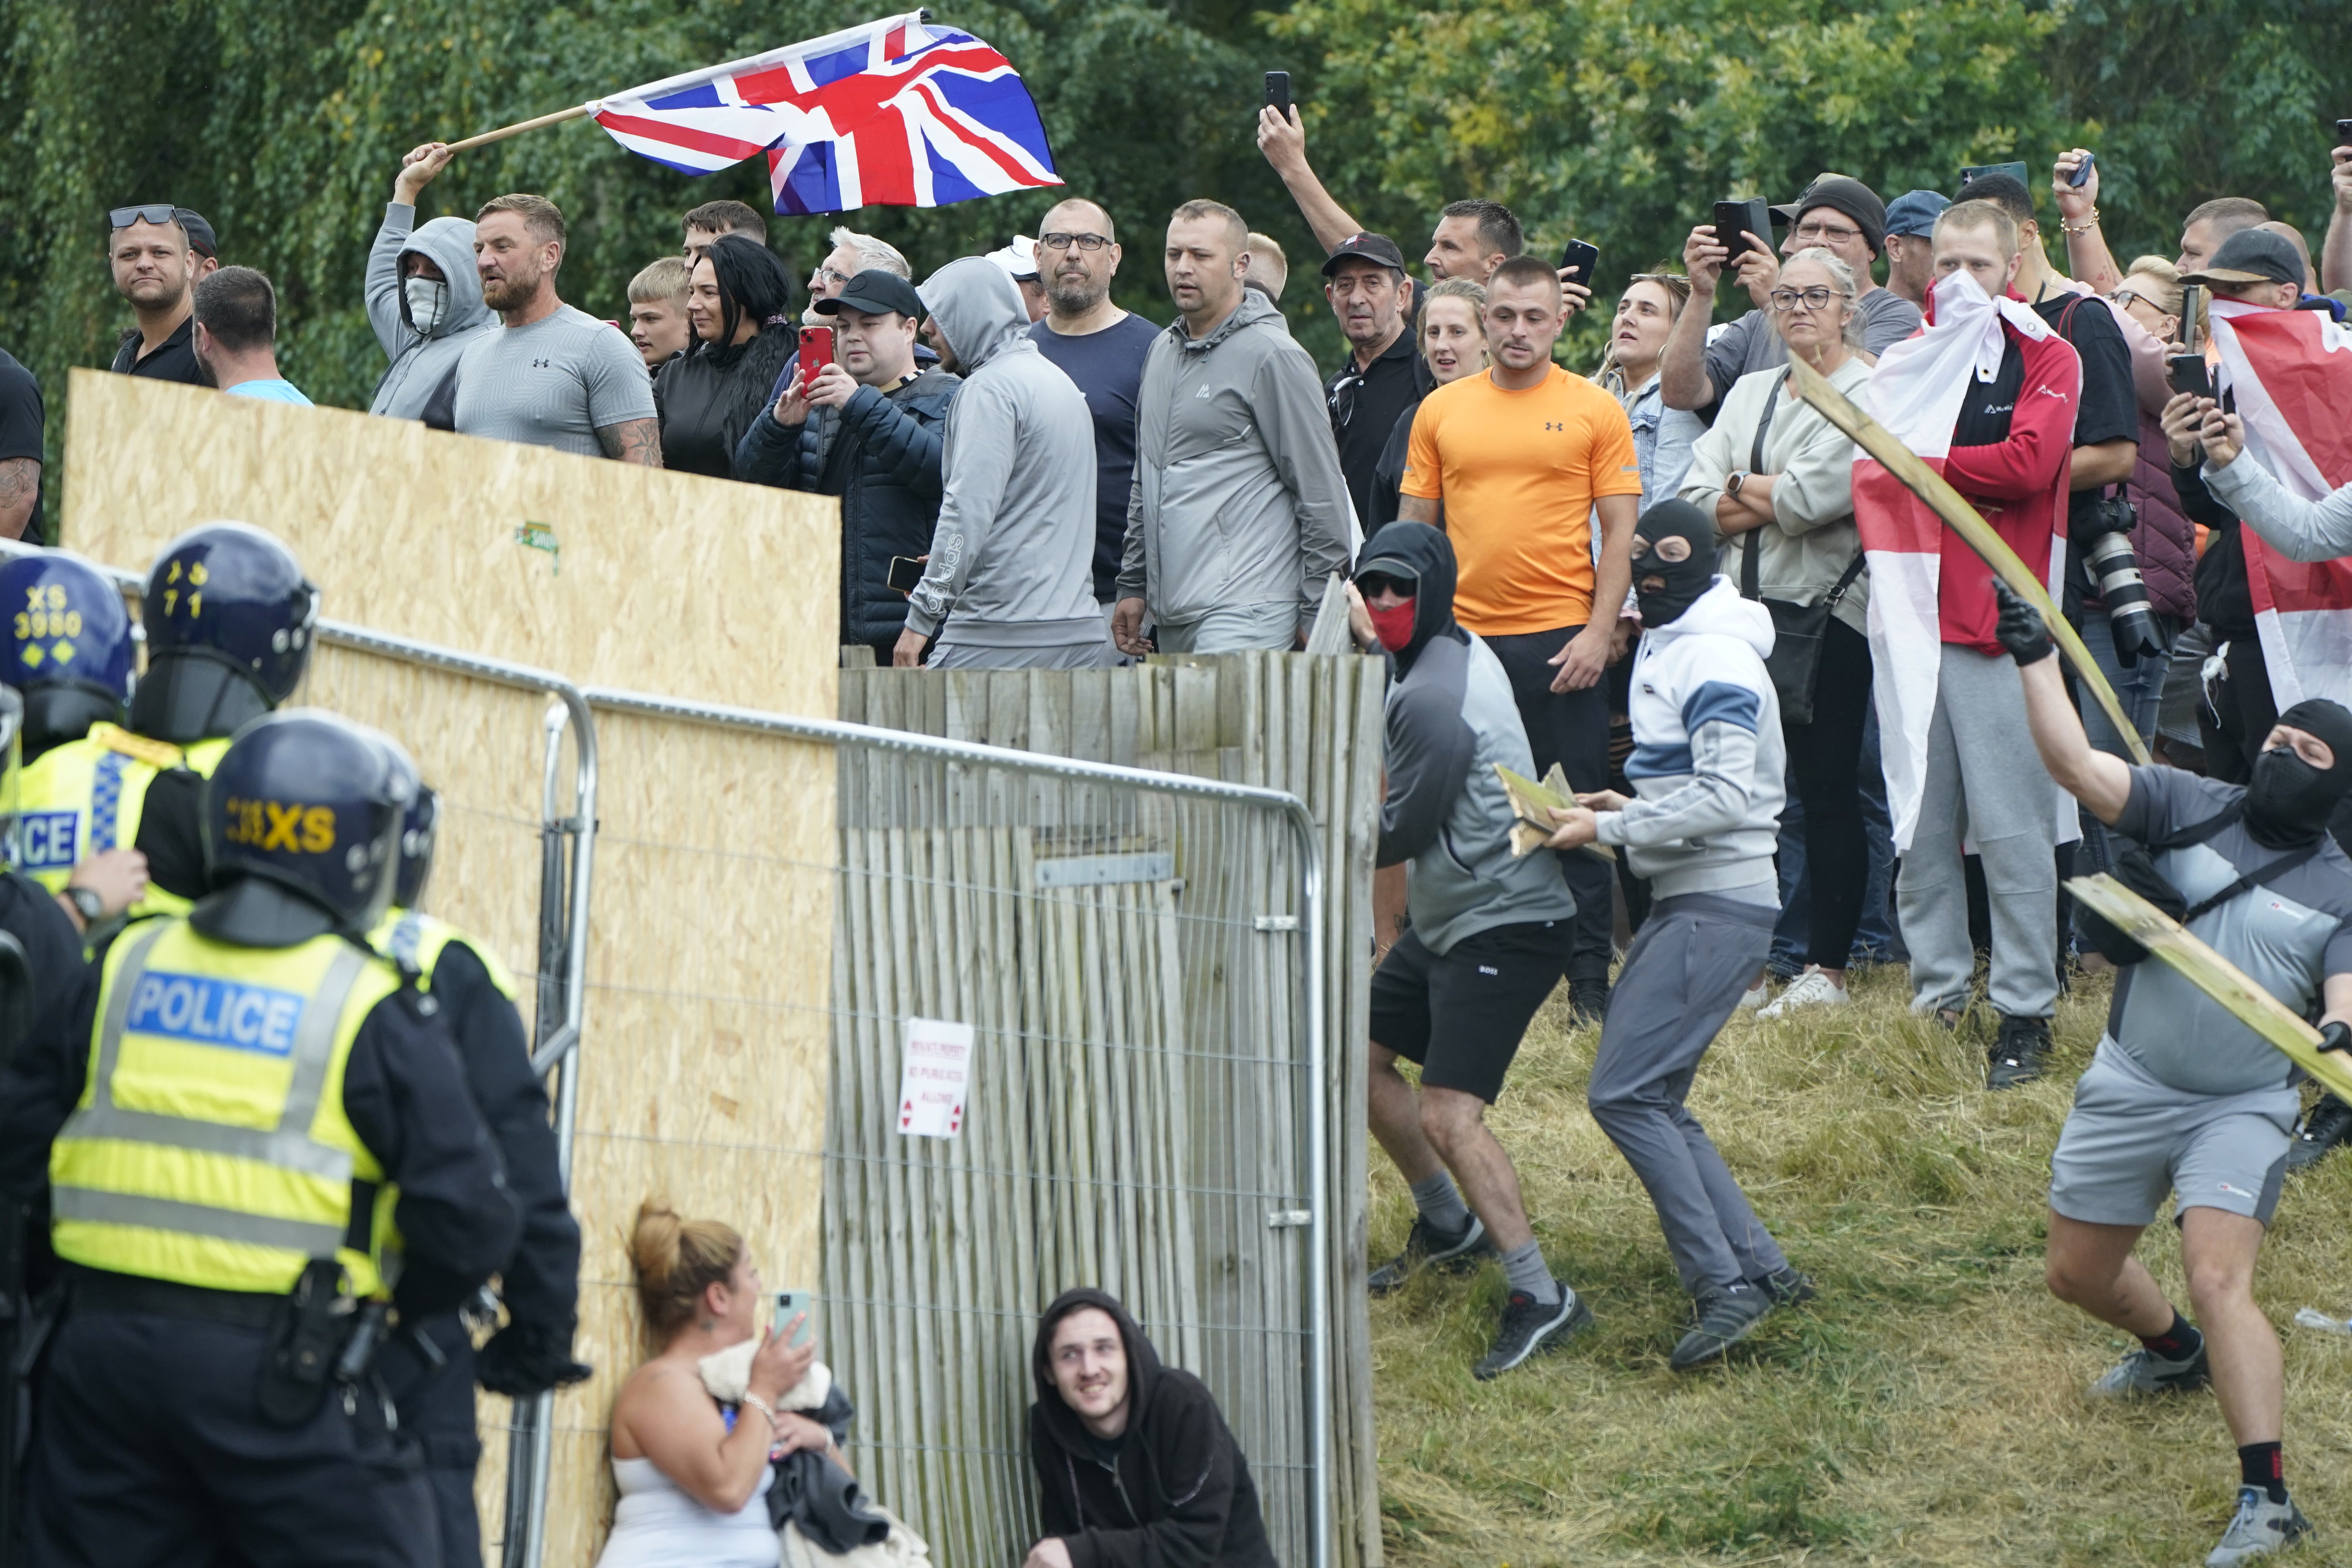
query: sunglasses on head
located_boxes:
[1356,572,1416,599]
[108,204,181,231]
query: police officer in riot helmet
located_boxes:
[369,761,588,1568]
[0,709,518,1568]
[2,548,153,934]
[18,523,319,939]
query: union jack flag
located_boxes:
[590,14,1060,214]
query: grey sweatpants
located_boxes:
[927,637,1119,670]
[1152,601,1299,653]
[1587,892,1789,1295]
[1897,644,2059,1019]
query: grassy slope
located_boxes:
[1369,965,2352,1567]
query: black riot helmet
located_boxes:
[194,709,414,947]
[130,522,319,746]
[373,741,439,910]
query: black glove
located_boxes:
[1992,579,2055,666]
[2319,1021,2351,1055]
[475,1319,593,1397]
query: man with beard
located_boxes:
[452,194,659,463]
[105,205,218,386]
[1026,198,1162,626]
[1995,578,2352,1565]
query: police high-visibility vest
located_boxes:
[371,908,521,1001]
[50,918,406,1298]
[14,725,230,919]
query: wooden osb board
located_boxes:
[59,369,838,712]
[58,370,840,1568]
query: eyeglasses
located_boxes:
[1768,286,1852,312]
[1038,232,1111,252]
[810,265,854,289]
[1791,220,1864,245]
[108,204,180,231]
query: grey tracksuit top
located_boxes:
[1118,289,1353,637]
[906,258,1104,649]
[365,204,497,420]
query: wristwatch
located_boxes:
[64,885,105,925]
[1726,471,1748,497]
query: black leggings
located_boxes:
[1785,617,1873,969]
[1483,624,1616,982]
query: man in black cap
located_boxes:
[1322,231,1422,529]
[1660,174,1923,419]
[734,267,963,663]
[105,205,218,387]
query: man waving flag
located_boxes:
[589,14,1060,214]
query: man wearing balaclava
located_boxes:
[365,142,497,423]
[1543,500,1808,1371]
[1992,577,2352,1565]
[1344,522,1593,1381]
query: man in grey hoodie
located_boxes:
[895,257,1114,671]
[1544,501,1809,1371]
[366,144,496,424]
[1112,201,1352,655]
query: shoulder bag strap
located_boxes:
[1736,375,1786,602]
[2180,840,2326,925]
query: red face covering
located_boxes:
[1367,597,1417,652]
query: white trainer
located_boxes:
[1758,966,1849,1020]
[1737,980,1769,1012]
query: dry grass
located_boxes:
[1368,964,2352,1567]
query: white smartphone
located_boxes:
[773,1289,816,1348]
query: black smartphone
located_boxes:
[2336,118,2352,144]
[2167,354,2214,400]
[1712,198,1768,265]
[887,555,925,595]
[1558,239,1598,287]
[1959,160,2031,191]
[1264,71,1291,116]
[2066,151,2096,189]
[2179,282,2204,354]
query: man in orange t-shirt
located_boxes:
[1399,254,1644,1020]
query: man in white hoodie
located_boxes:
[1545,499,1809,1369]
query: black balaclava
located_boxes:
[2245,698,2352,849]
[1631,500,1719,628]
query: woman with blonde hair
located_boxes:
[1365,276,1490,537]
[1595,272,1704,513]
[594,1202,834,1567]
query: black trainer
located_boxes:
[1987,1013,2053,1089]
[1473,1281,1592,1381]
[1567,978,1610,1027]
[1754,1266,1818,1306]
[1367,1213,1493,1296]
[2287,1093,2352,1171]
[1671,1281,1775,1370]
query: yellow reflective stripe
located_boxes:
[48,1187,345,1255]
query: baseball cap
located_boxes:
[2180,228,2305,290]
[1884,191,1950,239]
[985,234,1039,281]
[1321,231,1407,277]
[177,209,218,260]
[1771,175,1887,254]
[813,269,927,320]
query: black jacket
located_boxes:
[655,328,798,481]
[733,369,961,648]
[1028,1288,1277,1568]
[2176,458,2255,636]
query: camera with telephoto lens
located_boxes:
[2078,495,2165,665]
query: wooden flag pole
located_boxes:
[2067,873,2352,1101]
[1784,353,2152,766]
[447,104,591,152]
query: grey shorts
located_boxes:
[2048,1039,2296,1228]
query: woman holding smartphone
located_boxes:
[1677,248,1874,1018]
[596,1202,837,1568]
[655,234,799,479]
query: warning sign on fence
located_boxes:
[897,1017,975,1139]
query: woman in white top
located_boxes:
[595,1202,837,1568]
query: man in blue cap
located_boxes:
[1882,189,1950,310]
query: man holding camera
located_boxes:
[1995,576,2352,1568]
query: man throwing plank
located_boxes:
[1995,577,2352,1566]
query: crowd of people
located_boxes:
[3,104,2352,1568]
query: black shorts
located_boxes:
[1369,918,1572,1103]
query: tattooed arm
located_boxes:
[596,418,663,468]
[0,457,38,539]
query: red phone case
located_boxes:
[798,327,835,389]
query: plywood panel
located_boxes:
[56,370,839,1568]
[60,369,839,716]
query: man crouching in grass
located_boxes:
[1995,577,2352,1566]
[1542,499,1813,1370]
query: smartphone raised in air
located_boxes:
[1712,199,1768,265]
[797,326,835,392]
[2065,151,2096,189]
[1558,239,1599,288]
[773,1289,816,1348]
[1264,72,1291,117]
[1959,160,2031,191]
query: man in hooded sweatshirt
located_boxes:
[1345,522,1593,1380]
[1543,500,1811,1371]
[367,144,496,425]
[1991,578,2352,1568]
[1112,201,1352,656]
[895,257,1116,671]
[1024,1287,1277,1568]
